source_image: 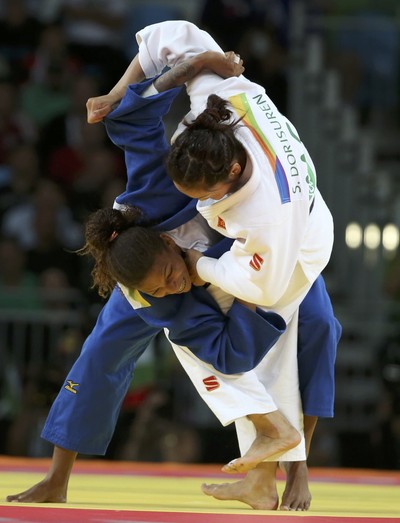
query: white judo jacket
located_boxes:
[137,20,334,323]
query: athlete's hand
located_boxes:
[185,249,207,286]
[86,92,121,124]
[201,50,244,79]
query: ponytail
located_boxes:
[167,94,246,189]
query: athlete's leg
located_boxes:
[298,276,341,420]
[231,311,305,473]
[280,275,341,511]
[7,288,161,503]
[168,310,305,476]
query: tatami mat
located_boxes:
[0,457,399,522]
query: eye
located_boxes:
[165,265,173,283]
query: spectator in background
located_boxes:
[57,0,129,88]
[200,0,260,50]
[0,143,41,219]
[0,0,44,83]
[0,235,42,310]
[0,80,37,166]
[1,179,83,287]
[39,73,101,171]
[46,114,124,219]
[235,24,288,113]
[29,23,80,86]
[311,0,399,129]
[68,143,124,219]
[199,0,289,112]
[19,52,72,129]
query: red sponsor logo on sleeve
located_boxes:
[249,253,264,271]
[217,216,226,229]
[203,375,220,392]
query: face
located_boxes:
[174,180,233,201]
[137,236,192,298]
[173,162,243,201]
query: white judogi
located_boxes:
[122,20,333,461]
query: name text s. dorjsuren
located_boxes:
[252,94,316,200]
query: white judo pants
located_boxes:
[166,285,306,461]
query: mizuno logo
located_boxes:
[65,380,79,394]
[203,375,220,392]
[249,253,264,271]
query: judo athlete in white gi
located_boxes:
[135,20,340,505]
[7,27,340,513]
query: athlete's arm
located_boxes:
[136,20,258,115]
[153,51,244,93]
[136,20,224,76]
[86,55,145,124]
[127,284,286,375]
[87,50,243,124]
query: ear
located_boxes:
[229,162,242,180]
[160,233,176,249]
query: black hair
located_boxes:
[78,206,166,297]
[166,94,246,189]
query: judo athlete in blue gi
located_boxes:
[7,42,340,512]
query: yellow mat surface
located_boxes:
[0,457,399,521]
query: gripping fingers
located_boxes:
[225,51,241,64]
[224,51,244,76]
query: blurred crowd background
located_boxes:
[0,0,400,470]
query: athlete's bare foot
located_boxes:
[279,460,311,511]
[202,462,278,510]
[222,412,301,474]
[6,478,67,503]
[7,446,76,503]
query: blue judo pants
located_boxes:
[42,275,341,455]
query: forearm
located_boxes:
[108,54,146,104]
[153,51,243,93]
[153,54,205,93]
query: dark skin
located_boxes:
[136,234,192,298]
